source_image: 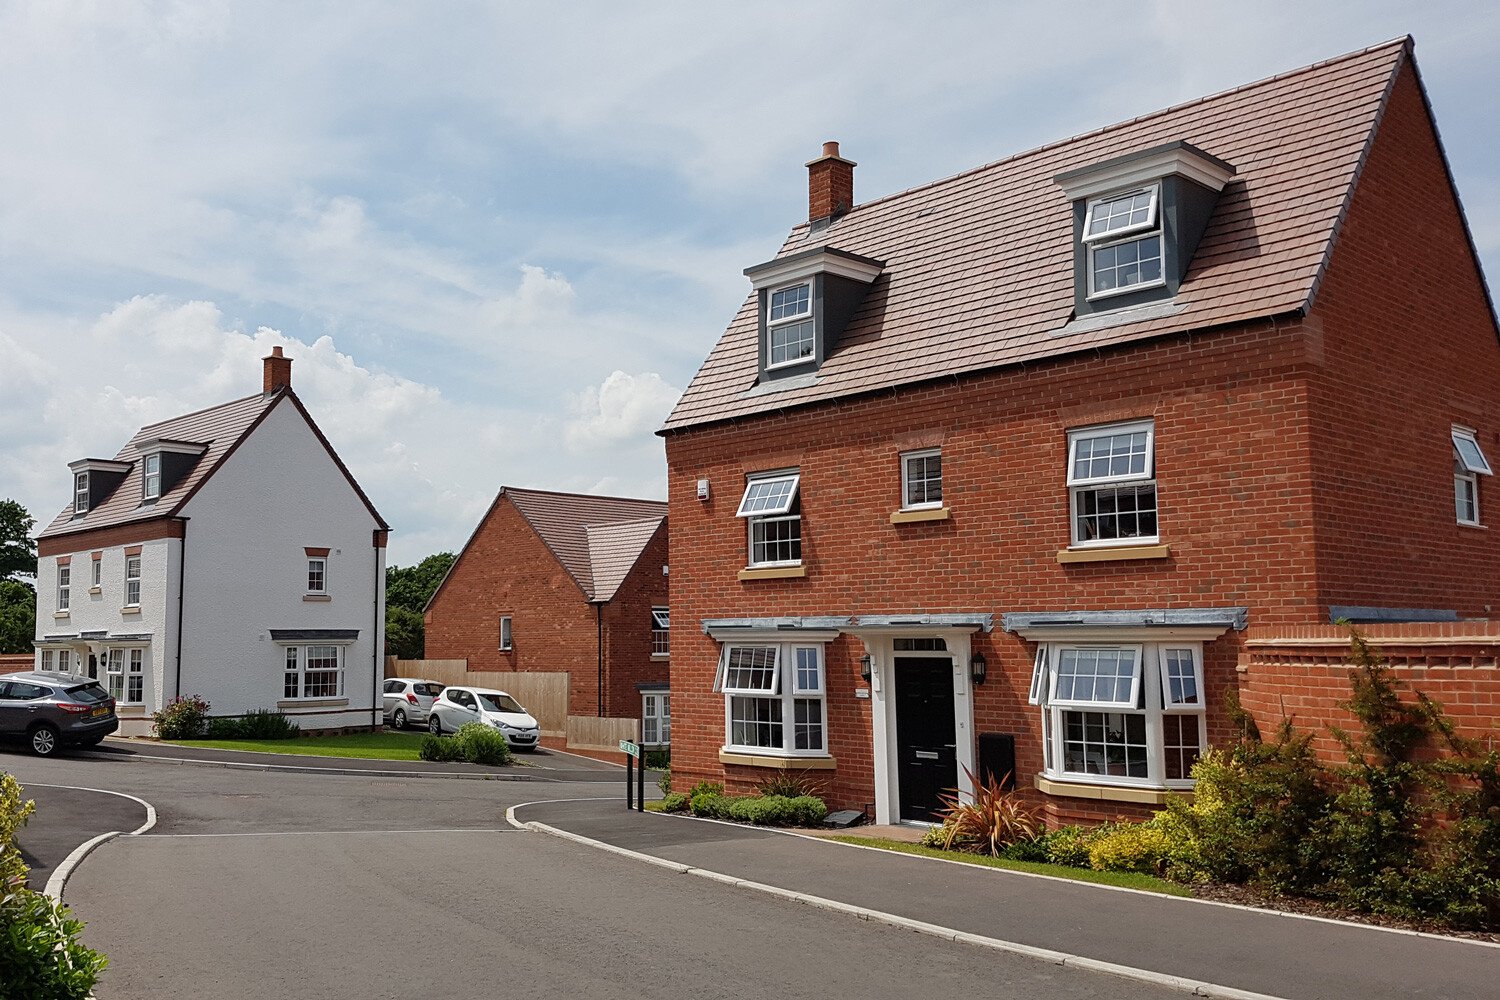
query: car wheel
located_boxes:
[428,715,442,735]
[29,724,60,757]
[392,708,407,729]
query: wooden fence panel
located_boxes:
[386,657,569,735]
[566,715,640,752]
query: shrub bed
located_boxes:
[203,709,301,741]
[419,722,513,766]
[688,792,827,827]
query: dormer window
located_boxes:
[767,283,814,368]
[1055,142,1234,319]
[743,247,883,382]
[1083,186,1164,298]
[74,472,89,514]
[143,453,162,501]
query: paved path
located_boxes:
[515,799,1500,1000]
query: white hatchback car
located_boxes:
[382,678,445,729]
[427,685,541,751]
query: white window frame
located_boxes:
[142,453,162,501]
[1036,640,1206,789]
[39,649,54,673]
[57,564,70,611]
[498,615,513,651]
[1452,426,1491,526]
[737,471,803,568]
[1047,644,1144,710]
[281,644,345,700]
[900,448,943,510]
[105,648,146,705]
[127,648,144,704]
[765,281,815,370]
[1084,185,1166,300]
[650,607,669,657]
[91,558,102,589]
[124,555,142,607]
[642,692,670,746]
[716,642,827,757]
[74,472,89,514]
[105,649,125,701]
[1066,419,1158,548]
[306,558,327,595]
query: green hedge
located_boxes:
[419,723,512,766]
[688,792,826,826]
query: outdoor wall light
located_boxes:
[859,654,873,682]
[970,652,987,686]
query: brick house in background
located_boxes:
[33,348,390,736]
[424,487,670,740]
[660,38,1500,827]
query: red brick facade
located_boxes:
[424,495,668,719]
[662,61,1500,825]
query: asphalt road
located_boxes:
[2,753,1191,1000]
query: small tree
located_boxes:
[0,500,36,580]
[0,581,35,655]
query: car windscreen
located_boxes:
[415,683,444,697]
[477,693,525,714]
[66,684,112,704]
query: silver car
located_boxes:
[382,677,445,730]
[0,671,119,756]
[427,685,540,751]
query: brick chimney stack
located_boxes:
[263,346,293,395]
[806,140,856,223]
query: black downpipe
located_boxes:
[173,517,189,700]
[595,602,604,716]
[373,537,383,729]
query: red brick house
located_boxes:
[660,38,1500,827]
[424,487,669,737]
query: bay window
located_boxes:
[714,643,826,756]
[283,644,344,699]
[1029,641,1205,787]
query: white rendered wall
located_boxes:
[34,537,181,734]
[179,397,385,730]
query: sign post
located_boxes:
[620,739,641,811]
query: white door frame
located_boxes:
[849,627,978,826]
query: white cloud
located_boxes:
[564,371,682,452]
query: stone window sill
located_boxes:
[890,506,950,524]
[738,565,807,581]
[116,705,148,717]
[719,749,837,770]
[1056,543,1170,565]
[1033,773,1188,805]
[54,611,70,620]
[88,587,102,595]
[303,594,332,602]
[121,606,141,616]
[650,653,669,661]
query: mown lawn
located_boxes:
[170,731,432,760]
[827,835,1193,896]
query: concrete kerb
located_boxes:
[504,801,1290,1000]
[83,749,554,781]
[32,784,159,901]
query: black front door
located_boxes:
[894,656,957,822]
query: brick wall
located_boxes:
[1305,64,1500,615]
[0,653,34,672]
[424,497,669,720]
[1240,621,1500,760]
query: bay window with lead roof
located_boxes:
[1067,419,1157,547]
[714,643,826,756]
[737,471,802,567]
[283,644,343,699]
[1029,641,1205,786]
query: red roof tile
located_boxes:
[663,39,1410,432]
[499,487,666,601]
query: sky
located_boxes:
[1,1,1496,567]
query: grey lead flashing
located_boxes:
[1329,606,1459,624]
[701,616,853,634]
[852,613,993,633]
[1051,300,1187,338]
[741,370,821,399]
[268,628,361,642]
[635,682,670,692]
[743,245,885,279]
[1001,607,1249,632]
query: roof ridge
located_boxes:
[820,36,1411,223]
[504,484,667,507]
[133,390,272,435]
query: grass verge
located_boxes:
[170,731,432,761]
[827,835,1193,896]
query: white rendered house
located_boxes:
[33,348,390,735]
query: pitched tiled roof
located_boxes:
[502,487,666,601]
[663,39,1411,432]
[39,392,278,539]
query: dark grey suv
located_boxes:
[0,671,119,756]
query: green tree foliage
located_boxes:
[0,500,36,580]
[383,551,455,660]
[0,581,35,656]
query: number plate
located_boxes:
[91,706,109,718]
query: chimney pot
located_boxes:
[263,346,293,395]
[807,140,856,224]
